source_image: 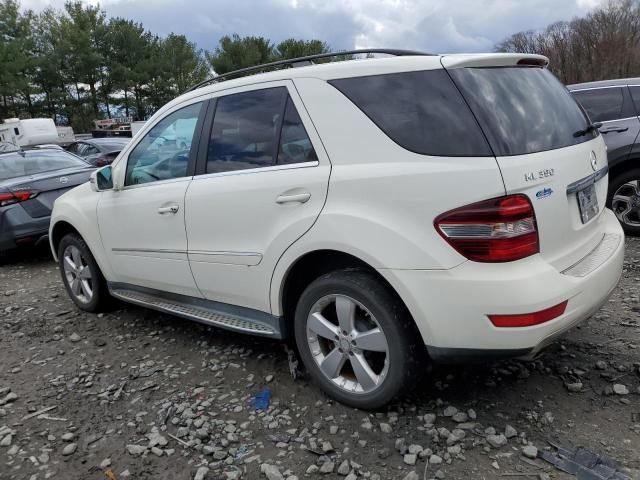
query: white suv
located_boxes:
[50,50,625,409]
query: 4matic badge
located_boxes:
[536,187,553,199]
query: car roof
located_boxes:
[1,146,69,156]
[567,78,640,90]
[160,53,548,117]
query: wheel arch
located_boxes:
[49,217,114,281]
[50,220,81,260]
[606,156,640,204]
[276,248,422,341]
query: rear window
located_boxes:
[449,67,592,157]
[95,139,130,150]
[0,150,88,181]
[329,70,492,157]
[572,87,634,123]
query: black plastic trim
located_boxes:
[194,98,217,176]
[427,345,533,364]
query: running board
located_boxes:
[108,284,285,339]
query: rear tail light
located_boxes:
[435,194,539,262]
[488,300,568,327]
[0,191,37,207]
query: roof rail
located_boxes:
[186,48,432,92]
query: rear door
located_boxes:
[444,56,610,270]
[184,81,330,312]
[571,86,640,168]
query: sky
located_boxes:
[21,0,605,54]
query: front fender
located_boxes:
[49,183,114,281]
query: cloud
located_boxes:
[21,0,606,53]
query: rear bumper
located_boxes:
[0,204,50,251]
[380,208,624,362]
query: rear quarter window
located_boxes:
[329,70,492,157]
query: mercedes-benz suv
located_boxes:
[50,51,624,409]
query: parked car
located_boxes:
[569,79,640,234]
[50,50,624,409]
[1,147,94,257]
[66,138,130,167]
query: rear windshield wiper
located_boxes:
[573,122,602,137]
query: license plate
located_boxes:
[577,183,599,224]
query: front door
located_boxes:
[98,100,206,297]
[185,82,331,312]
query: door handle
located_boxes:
[276,192,311,204]
[157,205,179,214]
[600,126,629,133]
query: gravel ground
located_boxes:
[0,239,639,480]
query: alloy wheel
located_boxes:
[612,180,640,228]
[306,294,389,394]
[62,245,93,304]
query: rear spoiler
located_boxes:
[440,53,549,69]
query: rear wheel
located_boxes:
[294,270,419,409]
[58,233,111,312]
[608,168,640,236]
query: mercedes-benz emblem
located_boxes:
[59,176,69,184]
[590,151,597,171]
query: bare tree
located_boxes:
[496,0,640,83]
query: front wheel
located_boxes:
[294,270,419,409]
[58,233,111,312]
[608,168,640,236]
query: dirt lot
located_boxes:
[0,239,639,480]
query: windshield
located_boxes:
[449,67,593,156]
[0,150,89,181]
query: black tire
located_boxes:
[57,233,111,312]
[294,269,420,409]
[607,168,640,236]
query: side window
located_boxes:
[629,86,640,115]
[572,88,630,122]
[329,70,492,157]
[125,102,203,186]
[277,97,318,165]
[74,143,89,156]
[86,145,100,155]
[207,88,286,174]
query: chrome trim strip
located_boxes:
[112,247,186,254]
[191,160,319,181]
[570,85,626,92]
[112,248,262,257]
[566,166,609,194]
[600,116,638,124]
[121,176,191,191]
[189,250,261,256]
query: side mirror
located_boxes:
[90,165,114,192]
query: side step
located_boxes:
[109,284,284,338]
